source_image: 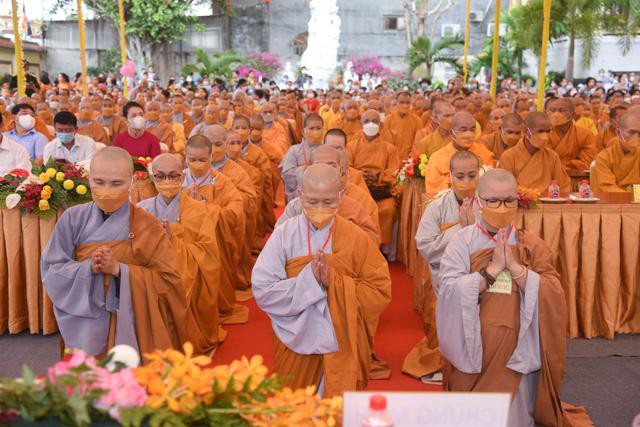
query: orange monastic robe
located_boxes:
[219,158,259,290]
[549,123,597,171]
[425,142,495,194]
[329,116,362,141]
[382,111,423,159]
[147,123,176,153]
[192,170,249,325]
[338,195,381,245]
[348,132,401,244]
[592,139,640,192]
[241,143,276,238]
[263,122,289,154]
[349,167,369,192]
[596,125,617,152]
[414,129,450,157]
[499,140,571,194]
[98,115,128,145]
[347,181,380,238]
[480,131,514,162]
[413,122,436,146]
[262,216,391,398]
[170,193,226,355]
[77,120,109,145]
[420,110,432,127]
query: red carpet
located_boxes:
[212,260,441,392]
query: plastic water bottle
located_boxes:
[578,180,591,199]
[548,180,560,199]
[361,395,394,427]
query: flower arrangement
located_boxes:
[0,343,342,427]
[132,156,152,181]
[396,153,429,188]
[518,187,540,209]
[0,159,92,219]
[347,54,392,78]
[245,52,283,80]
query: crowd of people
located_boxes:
[3,60,640,426]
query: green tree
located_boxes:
[600,0,640,53]
[182,49,246,80]
[52,0,206,67]
[407,35,463,80]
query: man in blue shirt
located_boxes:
[4,103,49,164]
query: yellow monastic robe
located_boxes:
[320,108,342,133]
[425,142,495,194]
[499,140,571,194]
[77,120,109,145]
[381,111,423,159]
[329,116,362,141]
[193,170,249,325]
[171,193,226,355]
[220,159,259,291]
[575,117,598,136]
[414,129,450,156]
[348,132,401,244]
[591,139,640,192]
[549,123,597,171]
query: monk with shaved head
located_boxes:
[597,104,628,151]
[499,112,571,194]
[189,103,220,137]
[348,109,401,253]
[424,111,494,193]
[96,96,127,144]
[413,100,455,156]
[437,168,590,425]
[573,98,598,136]
[204,124,258,293]
[592,109,640,192]
[482,108,506,136]
[326,98,362,140]
[250,113,286,203]
[480,113,523,161]
[253,163,391,397]
[76,99,109,145]
[144,100,176,153]
[182,135,249,325]
[546,97,597,170]
[381,91,423,158]
[138,153,224,355]
[42,147,187,358]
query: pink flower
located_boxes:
[93,369,147,421]
[47,350,93,382]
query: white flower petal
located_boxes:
[5,193,21,209]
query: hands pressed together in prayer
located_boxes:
[92,247,120,277]
[190,184,205,202]
[480,228,527,293]
[458,197,476,227]
[161,219,173,240]
[363,170,380,186]
[311,250,330,288]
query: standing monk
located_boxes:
[481,113,523,162]
[41,147,186,357]
[382,91,423,159]
[96,97,127,145]
[323,128,368,191]
[328,99,362,140]
[76,100,109,145]
[144,101,175,153]
[413,101,455,156]
[253,164,391,397]
[172,93,195,137]
[425,111,495,194]
[546,97,596,170]
[138,154,225,355]
[182,135,249,324]
[437,169,591,426]
[348,110,401,247]
[189,103,220,137]
[250,114,285,199]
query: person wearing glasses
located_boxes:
[499,112,571,194]
[138,153,224,356]
[435,168,589,426]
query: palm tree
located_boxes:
[407,35,463,80]
[600,0,640,54]
[182,49,246,80]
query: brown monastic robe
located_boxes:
[77,120,109,145]
[549,123,597,170]
[591,138,640,192]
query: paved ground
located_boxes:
[1,332,638,426]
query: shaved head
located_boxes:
[302,163,340,193]
[90,147,133,177]
[185,134,212,153]
[477,168,517,197]
[310,145,341,168]
[451,111,476,130]
[619,110,640,130]
[450,149,480,171]
[548,97,575,113]
[502,113,523,127]
[525,112,550,129]
[489,109,506,122]
[204,124,227,144]
[152,153,182,172]
[361,109,381,124]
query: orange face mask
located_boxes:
[439,117,452,132]
[187,161,210,178]
[92,187,130,213]
[250,129,262,141]
[146,111,160,122]
[501,132,521,147]
[204,114,217,124]
[453,130,475,149]
[549,112,570,127]
[306,130,323,146]
[160,113,173,123]
[212,145,226,163]
[303,206,337,230]
[451,180,477,200]
[481,204,517,230]
[154,180,182,199]
[226,144,242,159]
[528,131,550,149]
[235,129,250,143]
[78,111,93,121]
[102,107,115,118]
[192,106,203,116]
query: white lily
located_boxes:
[5,193,21,209]
[106,344,140,370]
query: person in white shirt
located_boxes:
[43,111,97,164]
[0,125,32,175]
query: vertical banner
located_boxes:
[118,0,128,98]
[463,0,471,83]
[489,0,501,99]
[537,0,552,111]
[11,0,25,97]
[76,0,88,96]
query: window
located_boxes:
[293,32,308,56]
[441,24,461,38]
[384,16,406,31]
[188,28,221,50]
[486,23,507,37]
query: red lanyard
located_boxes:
[307,222,333,257]
[301,144,309,166]
[476,223,513,243]
[190,170,211,188]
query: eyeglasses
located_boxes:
[153,173,182,181]
[479,196,518,208]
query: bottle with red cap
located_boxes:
[361,394,394,427]
[548,180,560,199]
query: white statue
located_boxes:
[300,0,341,89]
[344,61,356,83]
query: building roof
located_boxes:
[0,36,43,53]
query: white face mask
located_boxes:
[129,116,146,130]
[49,101,59,110]
[362,122,380,137]
[18,114,36,131]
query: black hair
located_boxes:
[123,101,144,118]
[53,111,78,127]
[11,103,35,115]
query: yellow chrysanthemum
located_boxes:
[55,172,65,182]
[38,199,50,210]
[46,168,57,178]
[63,179,75,190]
[75,184,88,195]
[39,172,50,183]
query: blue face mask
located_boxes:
[57,132,75,144]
